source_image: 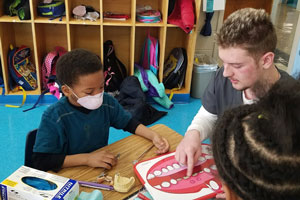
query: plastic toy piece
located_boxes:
[77,190,103,200]
[113,173,135,193]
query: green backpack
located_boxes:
[4,0,31,20]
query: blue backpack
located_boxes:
[8,45,37,91]
[37,1,65,21]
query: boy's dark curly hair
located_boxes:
[56,49,102,86]
[213,78,300,200]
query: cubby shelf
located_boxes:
[0,0,201,100]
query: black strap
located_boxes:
[23,89,49,112]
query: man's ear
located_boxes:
[61,85,71,97]
[260,52,275,69]
[223,184,240,200]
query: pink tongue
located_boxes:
[163,172,215,192]
[148,164,203,186]
[148,168,216,194]
[146,155,218,194]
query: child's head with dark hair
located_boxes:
[212,78,300,200]
[56,49,105,108]
[56,48,103,86]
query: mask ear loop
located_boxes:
[65,85,80,99]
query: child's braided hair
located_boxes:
[213,78,300,200]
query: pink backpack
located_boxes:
[42,46,66,93]
[23,46,66,112]
[140,33,159,75]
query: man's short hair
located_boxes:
[56,49,102,86]
[217,8,277,58]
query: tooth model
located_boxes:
[113,173,135,193]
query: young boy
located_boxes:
[32,49,169,172]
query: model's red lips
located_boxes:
[146,153,222,194]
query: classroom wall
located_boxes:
[289,36,300,78]
[194,10,225,64]
[287,13,300,77]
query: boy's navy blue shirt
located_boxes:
[33,93,132,155]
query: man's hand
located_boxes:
[86,150,117,168]
[175,129,202,176]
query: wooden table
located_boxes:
[51,124,183,200]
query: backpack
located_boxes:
[139,33,159,75]
[37,1,65,21]
[163,48,187,89]
[41,46,66,91]
[168,0,195,33]
[103,40,127,93]
[23,46,66,112]
[4,0,31,20]
[0,58,4,95]
[8,45,37,91]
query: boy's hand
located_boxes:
[134,124,169,154]
[152,133,170,154]
[86,150,117,169]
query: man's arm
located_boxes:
[187,106,218,141]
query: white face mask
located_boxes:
[67,85,104,110]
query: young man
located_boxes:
[32,49,169,172]
[175,8,293,177]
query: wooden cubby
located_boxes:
[0,22,37,95]
[103,26,132,74]
[0,0,201,99]
[69,24,101,56]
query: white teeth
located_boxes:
[192,172,198,176]
[177,178,182,181]
[170,179,177,184]
[173,163,180,169]
[147,173,155,179]
[154,185,162,189]
[210,165,217,170]
[179,163,185,167]
[162,168,168,173]
[204,168,211,173]
[209,180,220,190]
[183,176,189,180]
[154,170,162,176]
[167,165,174,171]
[199,157,206,162]
[205,155,213,159]
[161,182,170,188]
